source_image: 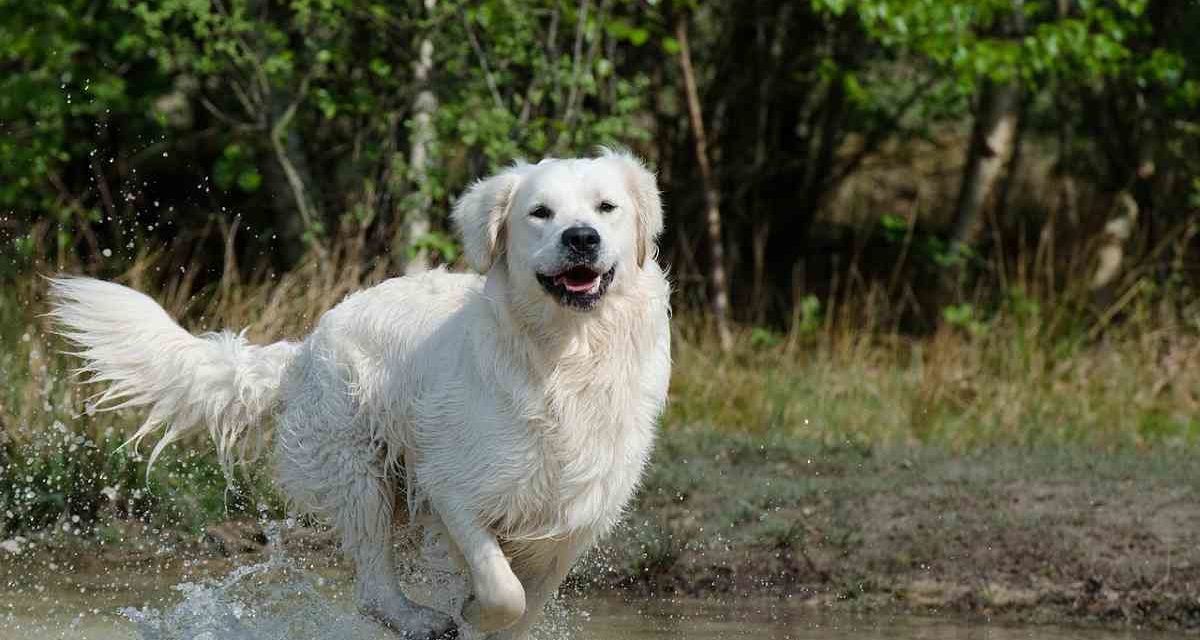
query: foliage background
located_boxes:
[4,0,1199,324]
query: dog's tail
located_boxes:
[47,276,300,476]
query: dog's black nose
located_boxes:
[562,226,601,253]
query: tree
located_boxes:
[5,0,1200,332]
[5,1,654,277]
[675,6,733,351]
[812,0,1182,287]
[399,0,439,275]
[948,1,1025,261]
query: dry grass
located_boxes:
[6,231,1199,454]
[2,228,1198,537]
[670,222,1200,450]
[668,316,1200,450]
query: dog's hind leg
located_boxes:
[276,414,456,639]
[341,466,458,639]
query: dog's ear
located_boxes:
[602,148,663,268]
[451,163,528,273]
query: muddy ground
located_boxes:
[2,430,1198,632]
[595,431,1200,631]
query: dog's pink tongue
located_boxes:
[556,273,597,292]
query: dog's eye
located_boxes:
[529,205,553,219]
[597,201,616,214]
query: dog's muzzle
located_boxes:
[535,226,614,310]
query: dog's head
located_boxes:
[451,148,663,312]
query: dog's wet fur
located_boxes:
[48,148,670,640]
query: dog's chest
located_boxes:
[486,362,655,539]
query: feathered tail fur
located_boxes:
[47,277,299,476]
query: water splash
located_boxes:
[121,523,390,640]
[118,522,581,640]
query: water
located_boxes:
[0,590,1176,640]
[0,528,1173,640]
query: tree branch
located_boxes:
[829,74,940,189]
[555,0,591,150]
[269,75,327,258]
[461,10,507,113]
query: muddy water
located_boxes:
[574,597,1171,639]
[0,526,1174,640]
[0,584,1174,640]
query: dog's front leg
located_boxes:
[433,497,526,633]
[487,534,593,640]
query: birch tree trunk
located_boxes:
[1091,192,1139,291]
[948,79,1022,255]
[399,0,438,275]
[676,12,733,352]
[947,0,1025,263]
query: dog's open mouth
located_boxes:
[536,264,616,310]
[556,265,601,292]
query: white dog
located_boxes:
[48,149,671,639]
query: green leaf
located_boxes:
[237,169,262,192]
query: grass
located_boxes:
[1,233,1198,542]
[668,301,1200,451]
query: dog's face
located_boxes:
[452,149,663,313]
[508,159,635,310]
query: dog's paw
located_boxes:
[362,599,458,639]
[461,588,525,634]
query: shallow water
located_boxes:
[575,598,1172,639]
[0,528,1174,640]
[0,595,1177,640]
[1,580,1174,640]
